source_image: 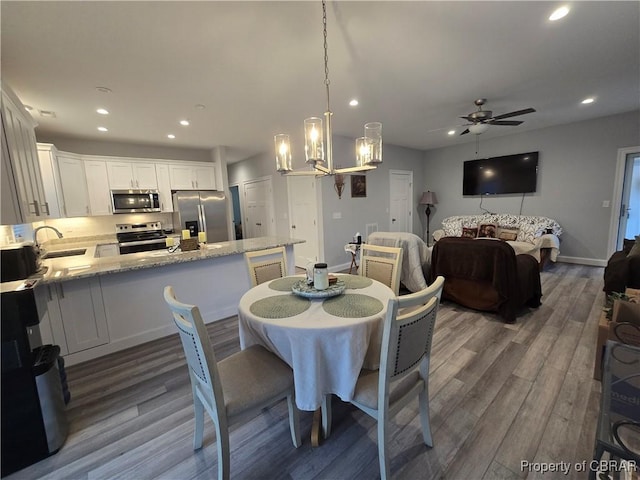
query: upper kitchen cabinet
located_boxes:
[84,159,112,216]
[107,161,158,190]
[1,82,50,224]
[155,163,173,212]
[37,144,90,218]
[169,162,216,190]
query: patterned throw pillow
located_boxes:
[629,235,640,257]
[497,226,519,241]
[461,226,478,238]
[516,223,541,244]
[477,223,497,238]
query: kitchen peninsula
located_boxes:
[34,236,303,366]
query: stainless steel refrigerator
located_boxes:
[172,191,229,243]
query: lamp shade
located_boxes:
[468,123,489,135]
[420,191,438,205]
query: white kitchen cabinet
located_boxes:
[57,153,90,217]
[37,144,63,218]
[1,83,50,224]
[34,283,69,356]
[169,163,216,190]
[84,159,112,215]
[107,160,158,190]
[51,278,109,354]
[155,163,173,212]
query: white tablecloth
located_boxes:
[238,274,394,411]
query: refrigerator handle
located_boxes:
[199,204,208,234]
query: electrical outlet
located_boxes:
[603,200,610,208]
[332,212,342,219]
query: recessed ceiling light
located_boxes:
[448,130,456,135]
[194,104,206,110]
[96,86,112,94]
[96,108,109,115]
[97,126,108,132]
[24,105,33,111]
[179,120,190,126]
[349,99,359,107]
[39,110,56,118]
[167,134,176,139]
[581,97,595,104]
[549,6,570,21]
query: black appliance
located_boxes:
[463,151,539,196]
[116,222,167,254]
[1,282,69,477]
[110,189,161,214]
[1,243,41,282]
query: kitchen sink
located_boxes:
[41,248,87,259]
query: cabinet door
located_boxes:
[107,161,134,189]
[1,88,48,222]
[155,163,173,212]
[34,284,68,355]
[57,154,90,217]
[84,160,112,215]
[36,145,63,218]
[169,164,195,189]
[194,165,216,190]
[56,278,109,354]
[132,163,157,189]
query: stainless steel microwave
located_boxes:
[110,190,161,214]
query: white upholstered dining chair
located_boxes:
[244,246,288,287]
[360,244,404,295]
[163,286,301,480]
[348,278,443,480]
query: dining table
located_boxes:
[237,273,395,445]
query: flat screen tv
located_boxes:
[463,151,539,195]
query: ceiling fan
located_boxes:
[459,98,535,135]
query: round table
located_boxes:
[237,273,395,412]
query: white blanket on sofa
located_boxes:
[367,232,432,293]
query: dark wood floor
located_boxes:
[8,263,606,479]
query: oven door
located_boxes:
[111,190,161,214]
[118,239,167,255]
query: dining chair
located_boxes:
[244,246,288,287]
[360,244,404,295]
[348,279,443,480]
[163,286,301,480]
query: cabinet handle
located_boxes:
[47,285,52,301]
[43,202,50,215]
[130,179,134,188]
[86,205,90,214]
[30,200,40,216]
[108,203,112,214]
[195,180,198,188]
[136,180,139,188]
[191,180,195,188]
[59,284,64,299]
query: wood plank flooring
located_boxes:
[8,263,607,479]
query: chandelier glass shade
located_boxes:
[275,0,382,177]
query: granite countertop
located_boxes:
[29,236,304,285]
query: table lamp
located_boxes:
[419,191,438,245]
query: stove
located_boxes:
[116,222,167,255]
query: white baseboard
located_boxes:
[556,255,607,267]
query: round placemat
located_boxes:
[250,295,310,319]
[269,277,301,292]
[322,294,383,318]
[340,275,373,289]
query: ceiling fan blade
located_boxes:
[460,116,475,122]
[460,129,470,135]
[492,108,536,120]
[488,120,523,126]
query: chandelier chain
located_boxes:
[322,0,331,111]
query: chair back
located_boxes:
[244,246,288,286]
[360,244,403,295]
[397,276,444,312]
[380,294,439,386]
[163,286,224,414]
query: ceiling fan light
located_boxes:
[469,124,489,135]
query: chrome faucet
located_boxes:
[33,225,64,250]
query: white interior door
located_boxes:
[287,176,320,267]
[243,177,273,238]
[389,170,412,232]
[610,147,640,253]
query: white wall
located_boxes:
[423,111,640,263]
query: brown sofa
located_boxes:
[429,237,542,323]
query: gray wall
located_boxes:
[35,134,213,162]
[228,135,426,269]
[423,110,640,263]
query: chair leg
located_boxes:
[193,395,205,450]
[287,394,302,448]
[419,387,433,447]
[321,394,332,439]
[377,417,390,480]
[214,417,230,480]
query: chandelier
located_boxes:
[275,0,382,176]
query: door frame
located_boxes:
[388,169,413,232]
[608,146,640,255]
